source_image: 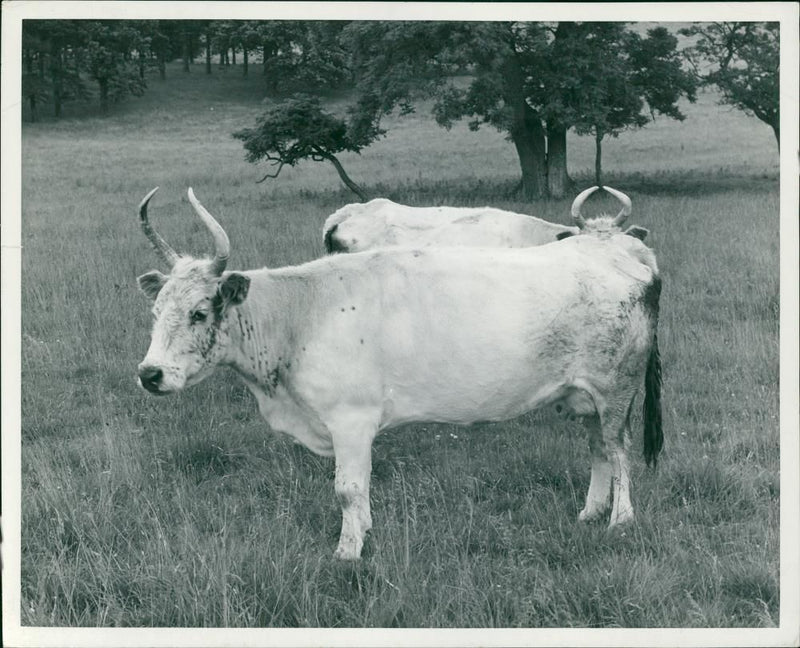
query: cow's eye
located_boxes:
[190,310,207,324]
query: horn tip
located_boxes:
[138,186,160,213]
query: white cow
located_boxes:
[135,187,662,561]
[322,198,579,253]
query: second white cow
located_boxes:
[323,198,579,253]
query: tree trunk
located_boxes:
[546,122,572,198]
[51,43,63,118]
[503,55,547,199]
[158,53,166,80]
[232,48,236,65]
[99,78,109,113]
[205,30,212,74]
[324,153,369,201]
[511,118,547,200]
[594,131,604,186]
[243,48,248,76]
[182,35,191,72]
[263,44,269,75]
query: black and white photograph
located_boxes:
[2,2,798,646]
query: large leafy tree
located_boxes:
[681,22,779,146]
[343,21,695,199]
[564,25,696,185]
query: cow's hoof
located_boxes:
[578,504,608,523]
[607,509,634,528]
[334,543,362,561]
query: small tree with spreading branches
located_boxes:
[233,95,383,201]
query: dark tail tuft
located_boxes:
[643,331,663,468]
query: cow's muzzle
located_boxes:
[138,365,165,394]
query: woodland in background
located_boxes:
[22,20,778,197]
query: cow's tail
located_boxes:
[641,273,663,468]
[643,331,663,467]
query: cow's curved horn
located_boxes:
[570,186,599,229]
[139,187,179,268]
[604,186,632,226]
[187,188,229,276]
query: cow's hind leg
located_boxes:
[579,414,613,522]
[329,413,378,561]
[602,400,635,527]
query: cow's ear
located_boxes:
[556,231,575,241]
[137,270,168,300]
[218,272,250,309]
[625,226,648,241]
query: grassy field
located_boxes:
[17,62,780,629]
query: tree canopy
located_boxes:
[337,21,696,197]
[681,22,779,146]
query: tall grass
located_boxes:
[19,63,780,628]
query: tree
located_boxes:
[233,95,377,200]
[564,25,696,185]
[82,21,146,113]
[22,20,88,119]
[228,22,259,77]
[344,21,695,199]
[681,22,779,146]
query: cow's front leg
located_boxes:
[329,416,377,561]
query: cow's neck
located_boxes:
[222,274,301,395]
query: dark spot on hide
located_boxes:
[556,231,574,241]
[211,293,225,322]
[351,306,356,311]
[267,366,280,390]
[360,338,364,345]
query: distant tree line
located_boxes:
[236,21,700,198]
[21,19,348,120]
[23,20,779,198]
[232,21,779,198]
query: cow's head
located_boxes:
[557,186,648,242]
[324,206,394,254]
[135,188,250,394]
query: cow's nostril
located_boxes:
[139,366,163,392]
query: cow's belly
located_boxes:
[379,366,564,427]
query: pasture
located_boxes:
[18,63,780,629]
